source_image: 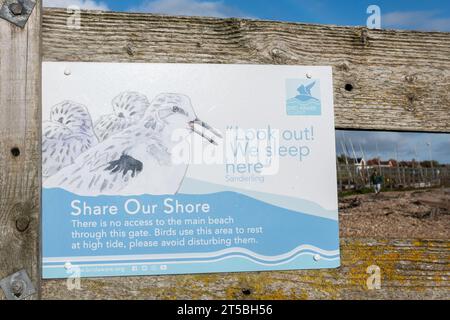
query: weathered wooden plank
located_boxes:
[36,9,450,299]
[41,9,450,132]
[41,239,449,300]
[0,1,42,299]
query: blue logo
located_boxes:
[286,79,321,116]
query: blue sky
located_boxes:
[44,0,450,31]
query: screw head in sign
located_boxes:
[313,254,321,261]
[64,68,71,76]
[306,73,312,79]
[64,262,72,270]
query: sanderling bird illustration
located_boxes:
[95,91,150,141]
[42,101,98,180]
[44,93,222,195]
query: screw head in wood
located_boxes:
[405,75,416,83]
[8,2,23,16]
[0,0,36,28]
[360,28,369,46]
[126,43,135,56]
[11,280,24,296]
[0,270,36,300]
[406,93,416,112]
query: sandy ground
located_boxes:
[339,188,450,239]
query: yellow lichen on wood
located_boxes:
[42,239,449,300]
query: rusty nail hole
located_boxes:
[345,84,354,92]
[16,216,30,232]
[242,288,252,295]
[11,147,20,157]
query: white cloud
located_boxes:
[131,0,250,18]
[383,10,450,32]
[44,0,109,11]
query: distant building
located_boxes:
[367,158,395,168]
[354,157,365,167]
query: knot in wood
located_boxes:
[16,216,30,232]
[271,47,281,56]
[339,61,350,72]
[270,47,292,63]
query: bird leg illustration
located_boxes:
[189,118,223,146]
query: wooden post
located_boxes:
[0,0,41,299]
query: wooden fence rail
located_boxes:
[337,165,449,191]
[1,4,449,299]
[43,239,450,300]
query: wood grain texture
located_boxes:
[37,9,450,299]
[0,0,41,299]
[41,9,450,132]
[42,239,449,300]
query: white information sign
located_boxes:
[42,62,339,278]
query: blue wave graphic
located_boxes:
[179,178,337,220]
[44,245,339,265]
[44,253,340,279]
[286,97,321,115]
[42,187,340,278]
